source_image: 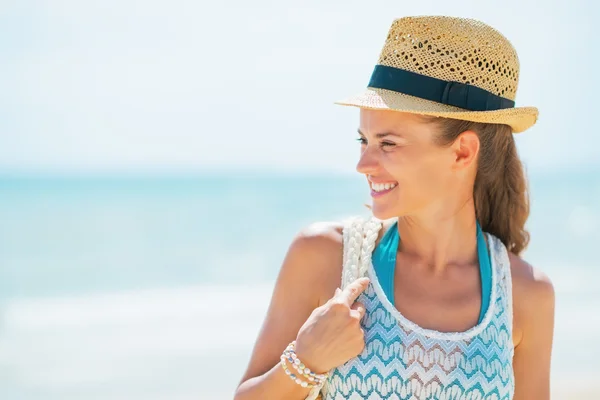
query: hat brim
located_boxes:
[334,88,538,133]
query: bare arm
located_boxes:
[233,223,344,400]
[511,256,556,400]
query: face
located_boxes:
[356,109,477,221]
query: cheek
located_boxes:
[387,151,450,198]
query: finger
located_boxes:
[339,277,370,306]
[350,301,366,319]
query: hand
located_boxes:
[293,277,369,374]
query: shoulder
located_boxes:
[506,253,555,395]
[284,216,388,305]
[281,220,346,306]
[507,252,556,345]
[294,220,345,246]
[286,220,345,270]
[508,252,555,305]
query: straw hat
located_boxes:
[335,16,538,133]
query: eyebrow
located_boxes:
[357,129,403,138]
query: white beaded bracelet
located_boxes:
[280,354,316,388]
[280,341,328,388]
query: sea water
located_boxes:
[0,171,598,399]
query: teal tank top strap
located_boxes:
[371,221,399,305]
[371,219,493,325]
[476,222,492,323]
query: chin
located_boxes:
[369,204,403,221]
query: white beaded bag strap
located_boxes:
[304,216,382,400]
[341,216,382,288]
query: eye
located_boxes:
[356,137,397,149]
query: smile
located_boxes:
[370,181,398,197]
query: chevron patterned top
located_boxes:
[307,217,515,400]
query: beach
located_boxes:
[0,174,599,399]
[3,0,598,396]
[0,282,598,399]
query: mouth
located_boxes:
[369,181,398,198]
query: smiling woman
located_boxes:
[357,111,529,254]
[234,15,554,400]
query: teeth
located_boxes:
[372,182,397,192]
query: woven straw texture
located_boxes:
[335,16,539,133]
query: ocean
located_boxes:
[0,171,599,399]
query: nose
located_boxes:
[356,145,379,176]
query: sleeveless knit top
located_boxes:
[306,216,515,400]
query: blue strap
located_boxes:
[476,223,492,323]
[371,222,400,305]
[372,220,492,324]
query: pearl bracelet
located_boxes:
[280,355,317,388]
[280,341,328,388]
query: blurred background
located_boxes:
[1,0,599,399]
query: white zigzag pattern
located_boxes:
[333,331,512,383]
[324,374,507,400]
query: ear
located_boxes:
[451,130,480,171]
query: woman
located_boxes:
[234,16,554,400]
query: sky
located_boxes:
[1,0,598,175]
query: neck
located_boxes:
[396,197,479,275]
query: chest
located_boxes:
[392,257,484,333]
